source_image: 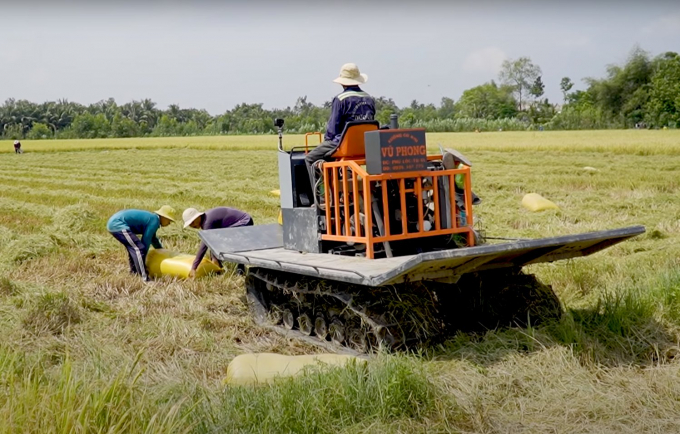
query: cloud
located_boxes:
[462,47,507,75]
[641,14,680,36]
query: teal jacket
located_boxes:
[107,209,163,251]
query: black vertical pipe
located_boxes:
[389,114,399,130]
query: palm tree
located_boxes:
[167,104,184,122]
[90,98,118,121]
[140,99,158,128]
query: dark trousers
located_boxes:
[110,230,149,280]
[304,140,338,194]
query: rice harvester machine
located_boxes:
[199,117,645,353]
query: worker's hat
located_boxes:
[13,140,19,145]
[182,208,205,229]
[154,205,177,222]
[333,63,368,86]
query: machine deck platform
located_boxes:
[199,225,645,287]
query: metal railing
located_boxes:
[322,156,475,259]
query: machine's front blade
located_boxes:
[198,224,283,255]
[200,225,645,287]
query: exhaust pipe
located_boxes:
[390,114,399,130]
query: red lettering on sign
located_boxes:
[387,133,403,144]
[395,145,427,157]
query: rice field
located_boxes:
[0,130,679,433]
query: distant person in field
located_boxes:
[107,206,177,281]
[182,207,254,278]
[304,63,376,197]
[13,140,22,153]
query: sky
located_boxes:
[1,0,679,115]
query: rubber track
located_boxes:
[250,269,398,354]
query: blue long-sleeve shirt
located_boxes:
[107,209,163,252]
[325,86,376,143]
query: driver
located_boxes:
[304,63,375,198]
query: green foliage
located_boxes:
[111,113,141,138]
[544,106,621,130]
[558,47,680,129]
[71,112,111,139]
[583,47,654,126]
[560,77,574,103]
[528,98,556,125]
[438,96,456,118]
[1,47,679,138]
[499,56,542,110]
[405,117,527,132]
[152,114,181,137]
[3,123,24,140]
[1,98,83,139]
[530,76,545,100]
[645,52,680,127]
[455,81,518,120]
[374,96,400,125]
[26,122,52,140]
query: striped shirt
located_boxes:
[107,209,162,251]
[325,86,376,143]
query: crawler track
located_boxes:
[246,268,446,354]
[245,267,562,354]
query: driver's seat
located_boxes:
[329,120,379,160]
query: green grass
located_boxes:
[0,130,679,432]
[0,351,191,434]
[185,356,436,434]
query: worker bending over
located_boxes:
[107,206,176,281]
[182,207,254,278]
[305,63,375,197]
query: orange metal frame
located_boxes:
[304,132,323,153]
[321,155,475,259]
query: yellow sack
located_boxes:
[224,353,365,386]
[522,193,560,212]
[146,249,222,279]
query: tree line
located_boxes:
[2,47,678,140]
